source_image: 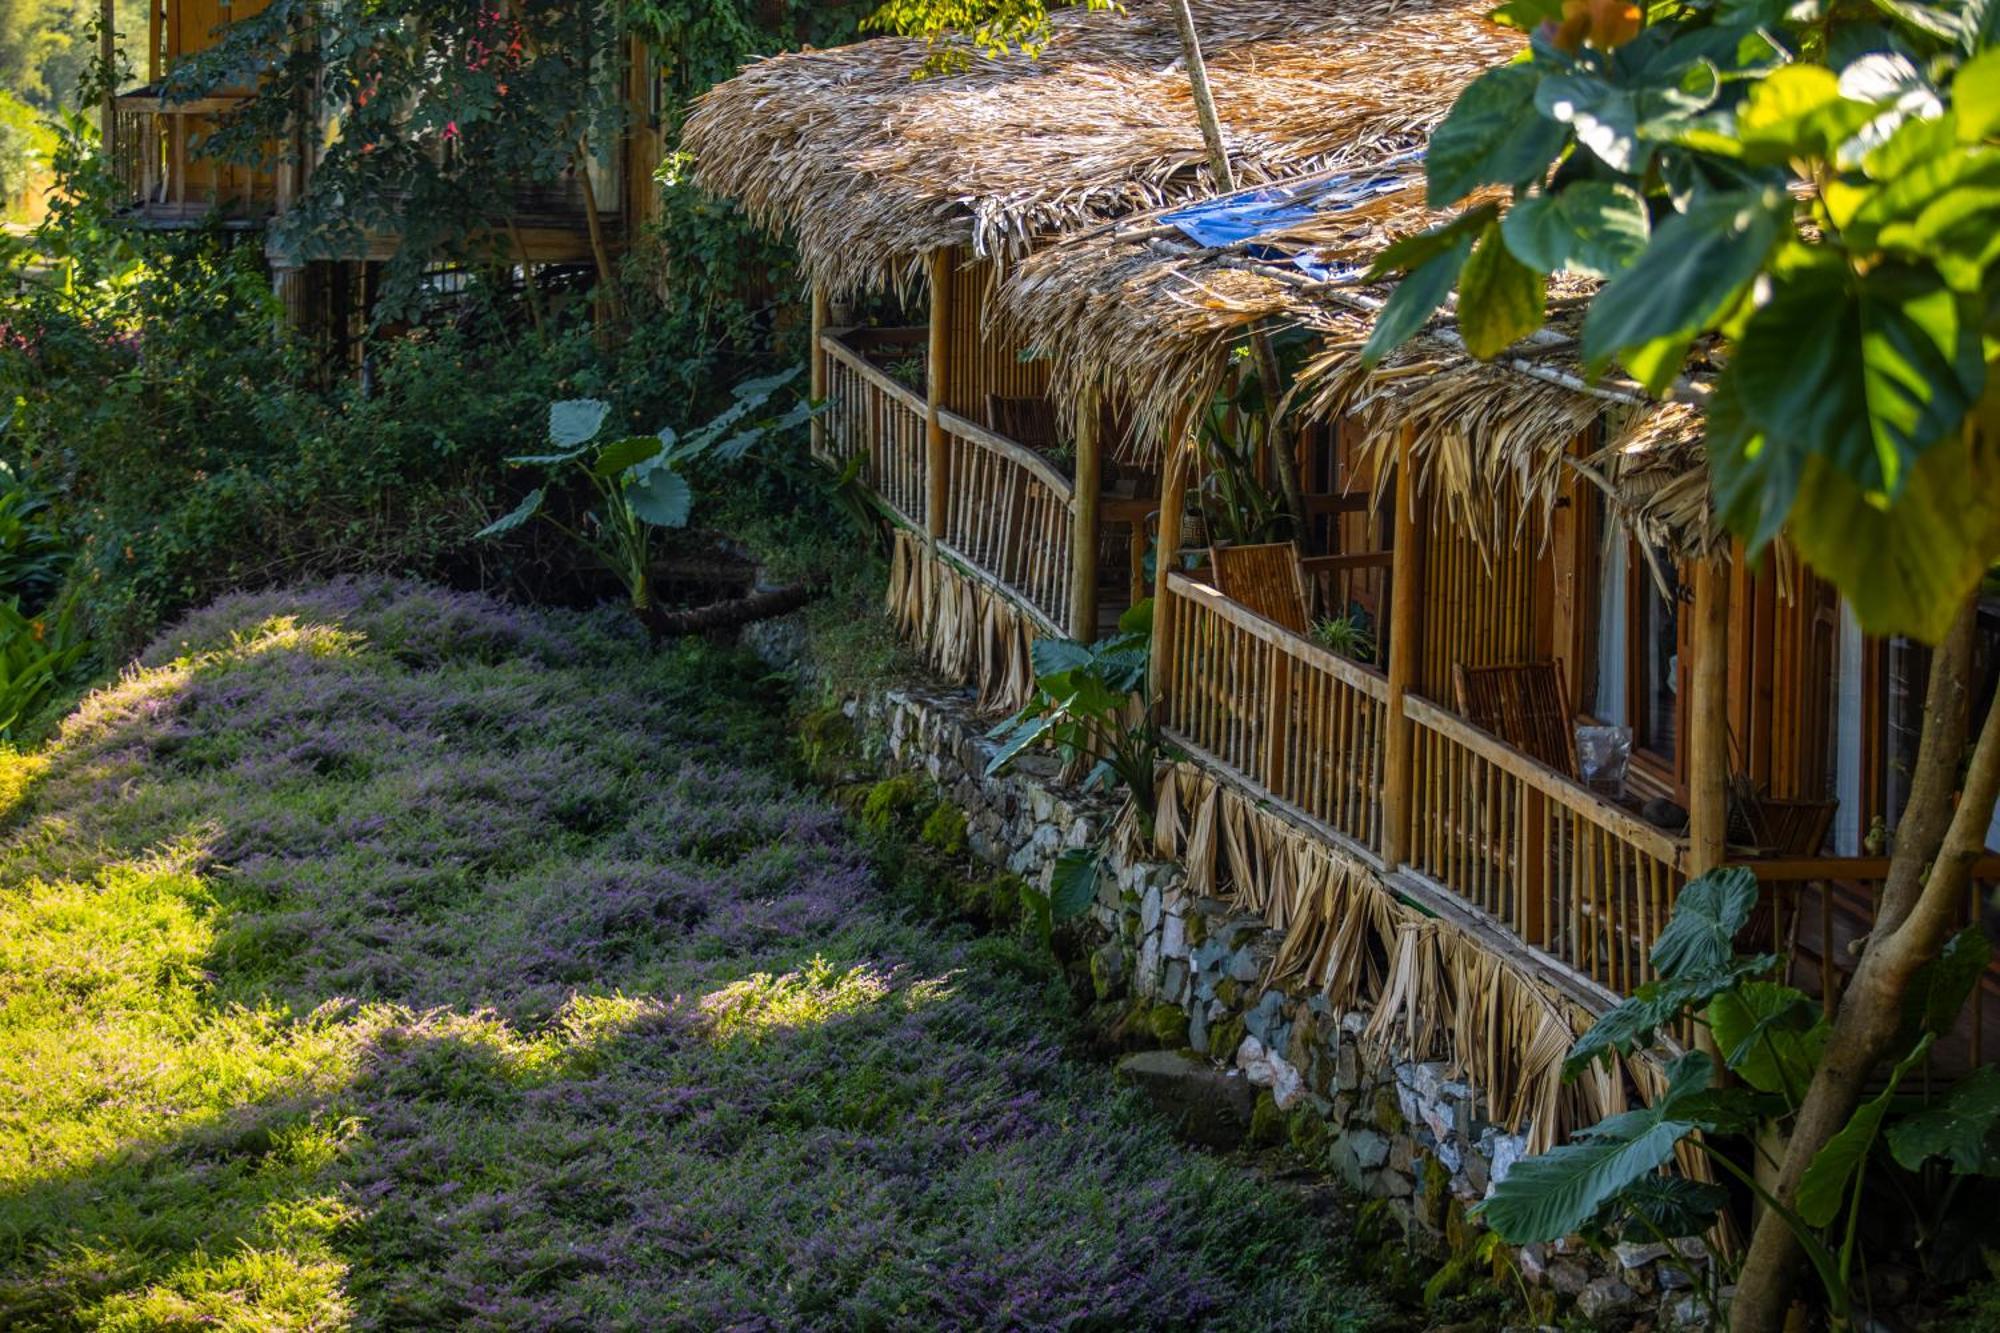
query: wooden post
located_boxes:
[148,0,160,82]
[809,281,829,459]
[925,249,953,544]
[1381,425,1425,868]
[1151,428,1194,703]
[1688,556,1732,877]
[1068,389,1102,642]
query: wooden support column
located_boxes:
[1380,424,1425,868]
[808,282,829,458]
[1151,428,1195,704]
[1068,389,1102,642]
[924,250,953,543]
[1688,556,1732,877]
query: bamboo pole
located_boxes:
[925,249,953,543]
[1069,389,1102,641]
[1151,428,1195,704]
[1167,0,1234,193]
[1688,556,1731,876]
[99,0,115,150]
[1381,424,1425,868]
[809,282,829,458]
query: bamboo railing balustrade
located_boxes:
[938,410,1075,632]
[111,92,269,221]
[818,333,931,529]
[1403,696,1686,996]
[1159,572,1389,852]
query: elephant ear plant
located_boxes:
[1479,866,2000,1328]
[478,370,812,622]
[985,600,1173,938]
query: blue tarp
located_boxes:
[1158,152,1422,283]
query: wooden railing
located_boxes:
[818,333,929,528]
[1745,857,2000,1072]
[112,92,270,220]
[1404,696,1686,994]
[940,410,1073,631]
[1160,572,1390,852]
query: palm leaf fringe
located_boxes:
[887,528,1039,715]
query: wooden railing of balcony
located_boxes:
[1159,572,1390,853]
[818,333,929,529]
[938,410,1074,632]
[113,92,272,220]
[1404,696,1687,995]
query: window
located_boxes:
[1633,549,1681,768]
[1877,594,2000,849]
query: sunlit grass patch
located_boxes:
[0,582,1382,1331]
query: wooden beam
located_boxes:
[1068,389,1102,642]
[1688,556,1731,879]
[925,250,952,543]
[99,0,116,150]
[1151,428,1195,703]
[808,282,828,458]
[1380,424,1425,868]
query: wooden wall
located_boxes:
[940,248,1051,424]
[1726,554,1838,802]
[1414,487,1553,704]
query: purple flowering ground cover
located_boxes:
[0,581,1387,1331]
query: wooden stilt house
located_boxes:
[684,0,1515,709]
[99,0,663,351]
[690,0,2000,1136]
[988,153,2000,1090]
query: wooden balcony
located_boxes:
[112,89,273,225]
[818,329,930,529]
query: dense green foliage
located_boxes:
[1481,867,2000,1320]
[1367,0,2000,643]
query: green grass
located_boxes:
[0,580,1390,1330]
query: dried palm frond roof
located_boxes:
[682,0,1518,297]
[988,153,1723,557]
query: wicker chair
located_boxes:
[1451,660,1579,779]
[1209,541,1310,635]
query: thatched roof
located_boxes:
[683,0,1518,297]
[987,154,1723,557]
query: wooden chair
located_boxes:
[1451,660,1579,780]
[1209,541,1310,635]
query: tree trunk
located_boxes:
[1164,0,1306,535]
[637,580,822,639]
[1728,602,2000,1332]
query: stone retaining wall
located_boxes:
[761,621,1713,1329]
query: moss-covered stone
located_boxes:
[1444,1198,1477,1258]
[1209,1015,1246,1063]
[1146,1003,1189,1048]
[1247,1090,1285,1148]
[1213,978,1241,1008]
[1286,1106,1328,1157]
[796,705,859,778]
[1090,945,1126,1002]
[860,774,932,835]
[918,802,968,857]
[1417,1151,1452,1231]
[1372,1086,1406,1135]
[1186,912,1208,947]
[977,873,1024,923]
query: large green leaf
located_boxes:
[1480,1052,1717,1243]
[592,435,666,479]
[1736,64,1882,165]
[1580,191,1785,392]
[474,487,545,539]
[1501,182,1652,279]
[1780,417,2000,642]
[1364,205,1496,282]
[1048,848,1102,921]
[984,711,1057,777]
[1958,47,2000,142]
[1458,220,1547,358]
[1361,235,1475,367]
[1795,1036,1931,1227]
[1707,981,1829,1100]
[549,398,611,449]
[1652,867,1761,979]
[1606,1174,1731,1240]
[1564,955,1775,1077]
[1887,1065,2000,1175]
[1537,73,1643,174]
[1030,638,1095,679]
[1427,65,1569,208]
[626,464,692,528]
[1900,928,1994,1043]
